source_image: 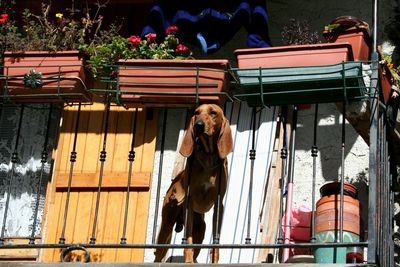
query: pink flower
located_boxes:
[166,25,178,35]
[146,33,157,43]
[175,44,189,54]
[0,13,8,24]
[128,35,141,46]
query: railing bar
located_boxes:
[89,95,111,244]
[152,108,168,244]
[339,102,346,243]
[0,105,24,245]
[276,107,288,245]
[120,108,138,244]
[310,103,319,243]
[182,155,194,245]
[0,241,369,249]
[282,105,298,263]
[59,102,81,244]
[30,104,53,244]
[245,107,257,244]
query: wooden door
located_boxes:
[41,103,158,262]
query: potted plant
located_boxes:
[231,19,367,107]
[0,1,114,103]
[323,16,372,62]
[86,26,230,107]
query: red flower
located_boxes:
[0,13,8,24]
[166,25,178,35]
[175,44,189,54]
[146,33,157,43]
[128,35,141,46]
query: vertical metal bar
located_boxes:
[90,97,111,244]
[213,162,223,244]
[339,103,346,243]
[0,105,24,245]
[120,108,138,244]
[245,107,257,244]
[276,107,288,245]
[152,108,168,244]
[310,104,319,242]
[368,0,379,256]
[59,103,81,244]
[30,104,53,244]
[282,106,298,263]
[182,156,194,245]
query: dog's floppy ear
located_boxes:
[217,118,233,159]
[179,116,195,157]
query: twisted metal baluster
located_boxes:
[120,108,138,244]
[246,107,257,244]
[59,103,82,244]
[0,105,25,245]
[30,104,53,244]
[152,108,168,244]
[90,96,111,244]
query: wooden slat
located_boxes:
[55,172,151,190]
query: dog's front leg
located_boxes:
[183,202,194,263]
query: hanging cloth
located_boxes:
[141,0,271,54]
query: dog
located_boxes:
[154,104,233,263]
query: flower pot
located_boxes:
[234,43,354,69]
[1,51,90,103]
[231,43,367,107]
[115,59,230,107]
[323,17,372,62]
[379,61,395,104]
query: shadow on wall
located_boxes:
[295,103,369,182]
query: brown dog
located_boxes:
[154,104,233,263]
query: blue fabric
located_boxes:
[141,0,271,54]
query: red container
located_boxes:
[117,59,230,107]
[2,51,90,103]
[234,43,354,69]
[323,26,372,62]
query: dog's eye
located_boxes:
[210,110,217,117]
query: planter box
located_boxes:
[231,62,367,107]
[323,26,372,62]
[234,43,354,69]
[114,59,230,107]
[1,51,90,103]
[379,61,395,104]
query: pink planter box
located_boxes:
[234,43,354,68]
[2,51,90,103]
[117,59,230,107]
[323,26,372,62]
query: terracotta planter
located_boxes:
[231,44,366,106]
[1,51,90,103]
[379,61,395,104]
[323,17,372,61]
[115,59,230,107]
[234,43,354,69]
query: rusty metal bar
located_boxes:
[90,96,111,244]
[310,104,319,243]
[152,108,168,244]
[0,105,24,245]
[245,107,257,244]
[121,108,138,244]
[59,103,82,244]
[30,104,53,244]
[276,107,288,245]
[339,103,346,243]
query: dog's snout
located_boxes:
[194,120,205,133]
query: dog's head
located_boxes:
[180,104,233,159]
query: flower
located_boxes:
[86,26,193,78]
[379,41,400,92]
[0,1,119,54]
